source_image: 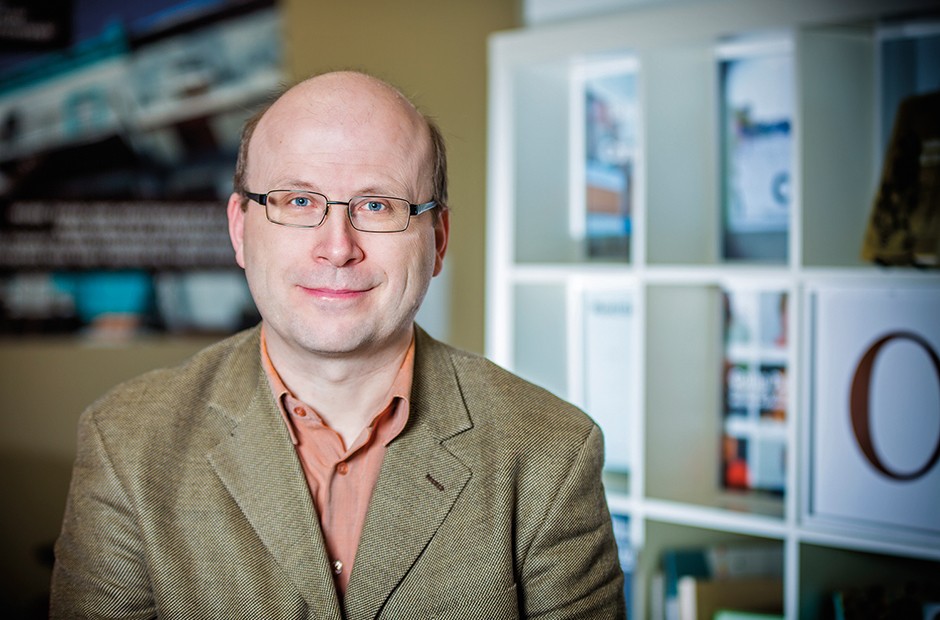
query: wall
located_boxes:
[0,336,220,614]
[0,1,519,614]
[283,0,519,355]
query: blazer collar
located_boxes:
[206,327,344,620]
[344,325,474,619]
[408,325,474,441]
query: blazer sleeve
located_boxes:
[50,410,157,619]
[519,424,626,619]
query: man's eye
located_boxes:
[289,196,312,207]
[363,200,388,212]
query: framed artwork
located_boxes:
[806,285,940,538]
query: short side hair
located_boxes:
[232,104,269,210]
[232,74,449,213]
[425,115,448,209]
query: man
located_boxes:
[50,71,626,619]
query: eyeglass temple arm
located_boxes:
[410,200,438,216]
[243,191,268,206]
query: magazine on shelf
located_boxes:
[721,287,788,494]
[718,40,793,262]
[571,58,638,260]
[808,286,940,537]
[582,286,633,472]
[610,513,635,615]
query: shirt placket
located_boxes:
[286,395,387,592]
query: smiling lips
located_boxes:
[300,285,372,300]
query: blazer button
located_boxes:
[336,462,349,475]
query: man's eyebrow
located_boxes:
[267,180,414,198]
[271,179,319,190]
[356,186,400,196]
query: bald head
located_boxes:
[275,71,422,126]
[233,71,448,210]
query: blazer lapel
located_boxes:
[344,328,473,620]
[206,334,344,620]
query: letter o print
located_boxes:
[849,331,940,481]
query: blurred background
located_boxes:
[2,0,939,617]
[0,0,516,614]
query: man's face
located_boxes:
[227,74,448,361]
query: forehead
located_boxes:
[247,75,433,192]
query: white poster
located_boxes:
[809,286,940,537]
[583,287,633,472]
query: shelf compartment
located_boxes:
[642,43,720,267]
[639,519,786,620]
[645,284,721,503]
[510,53,640,265]
[797,24,879,268]
[511,278,637,487]
[511,282,569,397]
[798,542,940,620]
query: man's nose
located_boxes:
[313,203,365,267]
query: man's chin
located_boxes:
[306,325,414,359]
[294,330,383,359]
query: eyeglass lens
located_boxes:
[265,190,412,232]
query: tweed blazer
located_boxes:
[50,325,626,619]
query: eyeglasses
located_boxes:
[242,189,438,233]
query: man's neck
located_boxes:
[263,324,413,447]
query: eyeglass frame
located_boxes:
[241,189,439,233]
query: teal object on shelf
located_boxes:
[55,270,153,323]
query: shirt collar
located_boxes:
[259,324,414,447]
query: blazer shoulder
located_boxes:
[79,327,262,442]
[423,333,598,443]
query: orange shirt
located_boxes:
[260,327,413,594]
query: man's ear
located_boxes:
[227,192,246,269]
[432,208,449,277]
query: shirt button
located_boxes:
[293,407,306,417]
[332,560,343,575]
[336,462,349,475]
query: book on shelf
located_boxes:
[713,612,783,620]
[720,287,788,495]
[657,543,783,620]
[651,572,666,620]
[718,40,793,263]
[678,576,783,620]
[828,581,940,620]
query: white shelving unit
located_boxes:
[485,1,940,618]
